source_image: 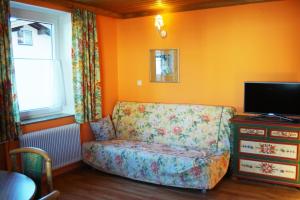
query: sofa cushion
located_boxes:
[112,102,235,152]
[90,116,115,141]
[83,140,230,189]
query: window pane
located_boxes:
[11,19,53,59]
[9,5,74,120]
[14,59,61,111]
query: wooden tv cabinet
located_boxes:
[231,115,300,187]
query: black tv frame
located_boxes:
[244,82,300,123]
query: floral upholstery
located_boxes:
[83,140,230,189]
[90,116,116,141]
[82,102,235,189]
[112,102,234,153]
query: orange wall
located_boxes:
[98,15,118,117]
[117,0,300,112]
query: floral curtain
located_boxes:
[0,0,21,142]
[72,9,102,123]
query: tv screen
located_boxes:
[244,82,300,116]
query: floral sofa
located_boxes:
[82,102,235,190]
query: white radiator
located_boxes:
[19,123,81,169]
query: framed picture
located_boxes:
[150,49,179,83]
[18,30,33,46]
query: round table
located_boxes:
[0,170,36,200]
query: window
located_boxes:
[17,30,33,45]
[10,2,74,121]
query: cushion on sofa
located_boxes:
[82,140,230,189]
[90,116,116,141]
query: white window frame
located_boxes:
[10,2,74,121]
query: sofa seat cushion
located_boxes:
[82,140,230,189]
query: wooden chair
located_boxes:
[39,190,60,200]
[9,147,53,199]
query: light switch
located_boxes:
[137,80,142,86]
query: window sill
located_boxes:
[21,113,74,125]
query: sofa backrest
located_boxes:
[112,102,235,152]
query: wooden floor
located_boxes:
[54,166,300,200]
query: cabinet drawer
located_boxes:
[239,127,266,136]
[270,130,299,139]
[239,158,298,181]
[239,140,298,160]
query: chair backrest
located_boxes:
[39,190,60,200]
[9,147,53,199]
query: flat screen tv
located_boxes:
[244,82,300,118]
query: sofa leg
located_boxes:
[201,189,207,194]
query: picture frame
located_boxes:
[150,49,179,83]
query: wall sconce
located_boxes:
[155,15,167,38]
